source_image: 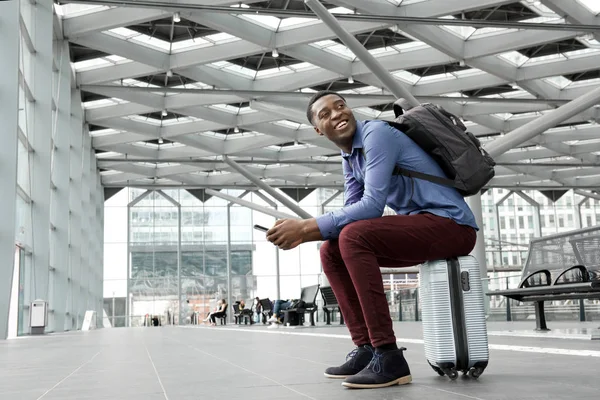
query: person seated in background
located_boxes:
[253,297,262,324]
[203,299,227,325]
[266,299,297,327]
[209,299,228,326]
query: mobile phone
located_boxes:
[253,224,269,232]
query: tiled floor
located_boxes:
[1,321,599,400]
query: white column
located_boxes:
[0,0,20,340]
[466,192,489,311]
[83,134,94,314]
[95,178,105,325]
[48,40,72,332]
[69,90,83,329]
[27,0,53,307]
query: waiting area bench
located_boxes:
[283,284,320,326]
[321,286,344,325]
[487,226,600,331]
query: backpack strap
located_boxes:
[360,148,456,188]
[392,166,456,188]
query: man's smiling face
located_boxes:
[311,94,357,152]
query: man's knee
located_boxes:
[339,220,371,248]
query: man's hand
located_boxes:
[266,218,323,250]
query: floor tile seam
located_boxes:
[166,335,320,400]
[35,350,102,400]
[144,341,170,400]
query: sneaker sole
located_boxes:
[341,375,412,389]
[323,373,349,379]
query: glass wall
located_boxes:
[104,187,600,325]
[4,0,104,338]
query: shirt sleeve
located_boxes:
[315,121,402,240]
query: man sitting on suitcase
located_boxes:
[265,90,478,389]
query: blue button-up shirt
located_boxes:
[315,120,478,240]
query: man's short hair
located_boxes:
[306,90,346,125]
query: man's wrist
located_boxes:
[301,218,323,242]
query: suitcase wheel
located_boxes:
[468,367,484,379]
[444,369,459,380]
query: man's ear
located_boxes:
[313,126,324,136]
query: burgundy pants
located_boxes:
[320,213,476,348]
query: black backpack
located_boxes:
[369,99,496,197]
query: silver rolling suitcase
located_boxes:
[419,255,489,380]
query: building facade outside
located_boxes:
[103,186,600,327]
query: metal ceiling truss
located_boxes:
[57,0,600,190]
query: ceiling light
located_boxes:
[166,70,173,77]
[234,126,240,133]
[173,12,181,22]
[161,109,168,117]
[272,49,279,58]
[158,138,164,144]
[348,76,354,84]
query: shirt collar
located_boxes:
[341,120,365,158]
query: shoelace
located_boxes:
[367,347,407,375]
[345,345,373,362]
[367,352,384,374]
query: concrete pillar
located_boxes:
[69,90,83,329]
[0,0,20,340]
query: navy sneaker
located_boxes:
[324,345,374,379]
[342,347,412,389]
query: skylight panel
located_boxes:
[392,40,428,51]
[344,85,386,95]
[109,27,139,38]
[161,116,201,126]
[273,120,302,129]
[492,113,513,120]
[254,66,291,79]
[106,28,171,52]
[330,7,355,14]
[204,32,239,44]
[438,16,476,40]
[498,51,529,67]
[527,52,567,64]
[171,81,212,89]
[392,70,421,85]
[544,75,573,89]
[279,17,320,31]
[170,38,211,52]
[95,151,123,159]
[239,14,281,30]
[210,104,256,114]
[566,48,600,58]
[117,78,162,88]
[128,115,162,125]
[88,128,121,137]
[288,62,319,72]
[84,98,127,109]
[570,77,600,87]
[55,3,110,17]
[578,0,600,14]
[368,46,398,57]
[224,131,264,140]
[74,58,111,71]
[323,44,356,60]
